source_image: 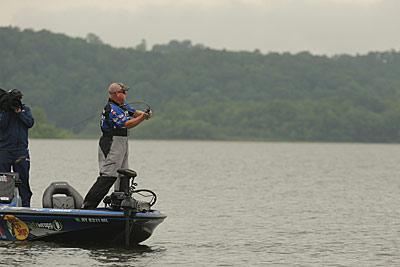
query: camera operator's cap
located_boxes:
[108,82,130,94]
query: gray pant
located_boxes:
[98,136,129,191]
[82,135,131,209]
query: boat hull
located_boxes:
[0,206,166,246]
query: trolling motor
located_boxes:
[103,169,157,212]
[103,169,137,211]
[102,168,157,248]
[119,169,138,213]
[118,169,137,248]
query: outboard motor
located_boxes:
[0,172,22,207]
[42,182,83,209]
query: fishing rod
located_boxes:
[70,101,151,130]
[127,101,151,116]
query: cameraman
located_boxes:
[0,89,34,207]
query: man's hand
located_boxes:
[143,110,152,120]
[14,107,21,113]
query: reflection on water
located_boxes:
[2,140,400,266]
[0,240,166,266]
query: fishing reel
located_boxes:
[128,101,151,119]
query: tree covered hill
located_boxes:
[1,26,400,142]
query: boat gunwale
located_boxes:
[0,206,167,219]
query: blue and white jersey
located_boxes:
[100,99,136,132]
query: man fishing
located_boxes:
[82,82,151,209]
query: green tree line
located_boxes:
[1,26,400,142]
[29,106,67,138]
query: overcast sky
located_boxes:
[0,0,398,55]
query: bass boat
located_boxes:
[0,169,166,247]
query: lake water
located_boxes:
[1,139,400,266]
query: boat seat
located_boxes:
[42,182,83,209]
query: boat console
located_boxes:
[0,172,22,207]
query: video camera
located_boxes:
[0,88,23,111]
